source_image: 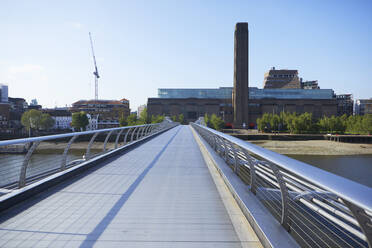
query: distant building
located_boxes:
[263,67,301,89]
[0,103,11,133]
[42,108,72,130]
[355,99,372,115]
[301,79,319,89]
[86,114,98,131]
[336,94,353,116]
[148,87,338,125]
[8,97,28,131]
[0,84,8,102]
[137,104,146,118]
[70,98,130,128]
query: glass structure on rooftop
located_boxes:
[158,87,335,100]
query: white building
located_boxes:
[86,114,98,130]
[137,104,146,118]
[43,108,72,130]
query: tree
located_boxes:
[119,115,128,127]
[171,115,177,122]
[204,114,210,127]
[362,114,372,134]
[151,115,164,123]
[178,114,184,124]
[126,113,138,126]
[71,112,89,131]
[21,109,43,132]
[210,114,224,131]
[139,107,150,124]
[40,113,55,130]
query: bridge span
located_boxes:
[0,121,371,248]
[0,125,261,248]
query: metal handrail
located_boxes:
[0,121,178,190]
[0,124,150,147]
[191,122,372,248]
[192,123,372,212]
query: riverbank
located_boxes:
[250,140,372,155]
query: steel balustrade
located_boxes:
[0,121,177,190]
[191,122,372,248]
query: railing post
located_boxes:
[139,126,147,139]
[343,200,372,247]
[222,138,228,162]
[268,162,291,231]
[130,126,139,142]
[138,126,145,139]
[61,135,79,171]
[123,127,132,144]
[115,129,125,149]
[19,141,41,188]
[103,130,114,152]
[230,142,239,174]
[85,132,99,160]
[242,150,257,194]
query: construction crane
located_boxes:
[89,32,100,100]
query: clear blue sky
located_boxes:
[1,0,371,111]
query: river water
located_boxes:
[1,152,371,189]
[287,154,372,188]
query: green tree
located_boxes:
[40,113,55,130]
[119,115,128,126]
[151,115,164,123]
[178,114,184,124]
[21,109,43,132]
[171,115,177,122]
[139,107,150,124]
[204,114,210,127]
[126,113,138,126]
[362,114,372,134]
[210,114,224,131]
[71,112,89,131]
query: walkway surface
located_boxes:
[0,126,260,248]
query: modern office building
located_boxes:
[355,99,372,115]
[0,84,8,103]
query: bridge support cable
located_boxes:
[191,122,372,248]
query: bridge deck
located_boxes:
[0,126,261,248]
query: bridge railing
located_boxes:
[0,121,177,191]
[191,123,372,248]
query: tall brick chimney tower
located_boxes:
[233,22,249,128]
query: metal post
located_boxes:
[130,126,139,142]
[85,132,99,160]
[268,162,291,231]
[19,141,41,188]
[61,135,79,171]
[230,142,239,174]
[123,127,132,144]
[222,138,228,162]
[114,129,125,149]
[242,149,257,194]
[103,130,114,152]
[343,200,372,247]
[136,126,144,140]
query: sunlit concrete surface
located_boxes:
[0,126,261,247]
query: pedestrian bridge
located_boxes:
[0,122,371,248]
